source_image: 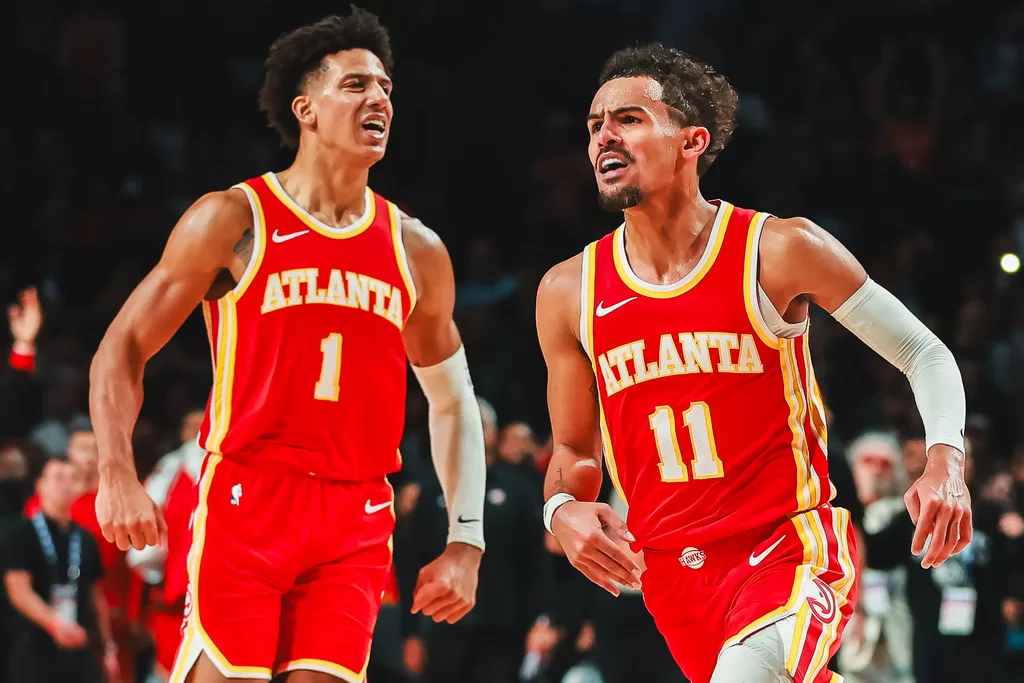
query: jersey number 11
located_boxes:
[649,402,725,482]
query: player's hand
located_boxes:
[96,472,168,551]
[8,286,42,347]
[550,501,642,596]
[410,542,481,623]
[48,618,88,649]
[904,444,972,568]
[103,645,122,682]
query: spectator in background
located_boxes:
[3,457,117,683]
[2,288,43,442]
[497,421,543,489]
[402,397,553,683]
[865,433,1024,683]
[126,410,204,683]
[839,433,914,683]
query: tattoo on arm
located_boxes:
[233,228,254,264]
[555,467,568,494]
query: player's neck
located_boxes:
[279,146,371,225]
[622,184,718,281]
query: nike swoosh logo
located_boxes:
[749,535,786,566]
[457,516,480,524]
[364,500,391,515]
[272,228,310,243]
[595,297,637,317]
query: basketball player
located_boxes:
[89,9,487,683]
[537,45,971,683]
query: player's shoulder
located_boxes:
[169,188,253,253]
[395,208,445,257]
[758,215,831,265]
[536,252,585,335]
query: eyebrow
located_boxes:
[586,105,647,122]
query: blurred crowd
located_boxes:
[5,0,1024,681]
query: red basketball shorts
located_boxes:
[641,506,858,683]
[168,454,395,682]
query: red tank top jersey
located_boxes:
[583,201,833,551]
[196,172,415,481]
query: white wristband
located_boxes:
[543,493,576,534]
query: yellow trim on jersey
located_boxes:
[611,203,733,299]
[801,334,829,456]
[580,242,627,503]
[170,454,273,680]
[205,298,239,454]
[779,338,815,510]
[388,202,418,323]
[276,658,366,683]
[230,182,268,300]
[262,173,376,240]
[742,211,781,349]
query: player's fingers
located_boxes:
[430,598,469,624]
[585,544,641,588]
[410,578,445,614]
[904,488,922,525]
[128,525,148,551]
[595,504,636,543]
[153,504,169,545]
[575,558,620,597]
[100,523,117,545]
[442,602,475,624]
[420,594,460,621]
[934,507,964,567]
[921,501,953,568]
[910,497,938,555]
[112,527,132,552]
[953,507,973,555]
[587,532,642,581]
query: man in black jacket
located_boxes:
[400,399,554,683]
[865,433,1021,683]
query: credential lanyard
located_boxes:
[31,512,81,586]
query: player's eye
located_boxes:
[623,115,640,124]
[590,122,602,134]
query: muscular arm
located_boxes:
[536,257,604,505]
[401,215,486,551]
[90,190,250,481]
[759,217,970,565]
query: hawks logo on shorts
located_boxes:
[805,577,838,623]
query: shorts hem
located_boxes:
[275,658,363,682]
[169,627,273,682]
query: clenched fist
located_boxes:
[96,472,167,551]
[410,542,481,624]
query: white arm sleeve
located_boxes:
[831,278,965,453]
[412,344,486,550]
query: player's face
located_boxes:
[301,49,393,163]
[587,77,685,211]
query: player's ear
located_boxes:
[680,126,710,162]
[292,95,315,129]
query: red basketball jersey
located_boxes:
[583,201,832,551]
[196,172,415,481]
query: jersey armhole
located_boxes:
[579,243,598,366]
[229,182,266,300]
[743,212,807,347]
[389,202,418,321]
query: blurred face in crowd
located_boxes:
[37,459,77,516]
[498,422,536,466]
[181,410,205,446]
[67,429,98,492]
[588,76,706,211]
[852,442,897,503]
[296,49,392,164]
[0,444,28,481]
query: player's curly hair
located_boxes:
[600,44,738,176]
[259,6,393,149]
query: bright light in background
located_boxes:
[1001,253,1020,274]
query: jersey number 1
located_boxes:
[649,402,725,482]
[314,333,342,401]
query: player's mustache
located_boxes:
[598,143,635,164]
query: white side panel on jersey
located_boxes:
[747,212,808,341]
[230,183,263,299]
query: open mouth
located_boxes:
[597,152,629,175]
[361,119,387,139]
